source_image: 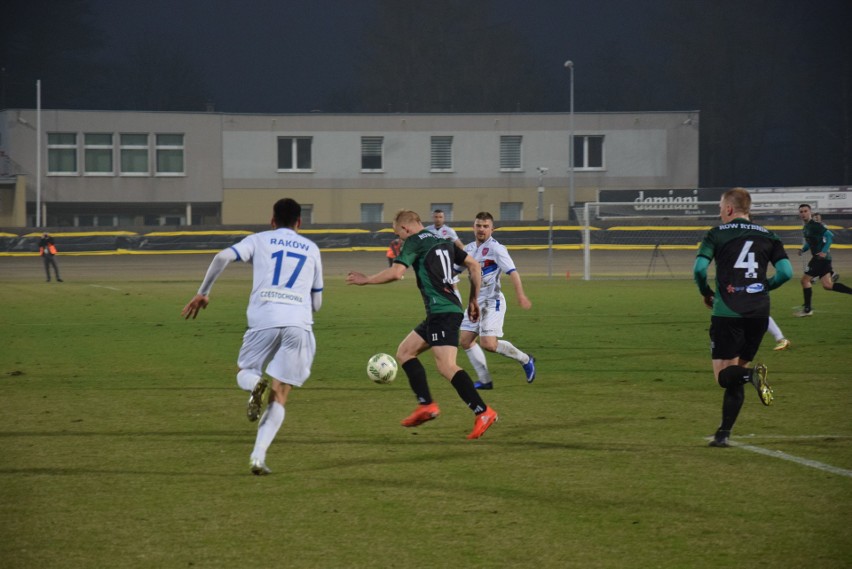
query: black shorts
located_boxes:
[413,312,463,347]
[804,256,833,278]
[709,316,768,361]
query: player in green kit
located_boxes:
[346,209,499,440]
[794,203,852,317]
[693,188,793,448]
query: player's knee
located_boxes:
[236,369,261,391]
[395,348,415,364]
[479,337,498,352]
[437,363,461,381]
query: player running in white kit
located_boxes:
[182,198,323,475]
[458,212,535,389]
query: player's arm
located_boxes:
[346,261,407,285]
[692,255,714,309]
[462,253,481,322]
[311,290,323,312]
[310,256,324,312]
[181,248,238,319]
[816,229,833,258]
[506,270,532,309]
[453,238,465,249]
[767,258,793,290]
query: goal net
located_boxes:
[573,201,805,280]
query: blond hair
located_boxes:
[722,187,751,215]
[394,209,421,225]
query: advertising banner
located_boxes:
[597,187,850,215]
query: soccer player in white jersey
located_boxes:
[182,198,323,475]
[458,211,536,389]
[425,209,465,249]
[426,209,464,299]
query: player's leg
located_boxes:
[432,343,497,438]
[430,314,488,411]
[249,380,291,475]
[43,256,51,281]
[796,273,814,316]
[236,328,279,422]
[767,316,790,350]
[50,257,62,281]
[479,297,535,382]
[766,316,783,341]
[397,327,441,426]
[461,325,492,389]
[708,317,770,446]
[250,328,315,474]
[397,328,433,404]
[822,270,852,294]
[709,356,744,448]
[718,317,772,405]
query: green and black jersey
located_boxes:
[802,219,832,261]
[394,229,468,315]
[696,218,788,318]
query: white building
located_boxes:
[0,109,699,227]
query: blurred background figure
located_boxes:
[39,233,63,282]
[386,235,402,267]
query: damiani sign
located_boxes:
[598,188,851,214]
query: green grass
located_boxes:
[1,271,851,568]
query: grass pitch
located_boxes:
[1,256,851,568]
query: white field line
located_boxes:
[705,435,852,478]
[88,284,122,291]
[734,434,852,440]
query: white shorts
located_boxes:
[460,294,505,337]
[237,327,316,387]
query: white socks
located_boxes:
[237,369,261,391]
[251,402,285,462]
[464,343,492,384]
[465,340,531,384]
[767,317,784,341]
[496,340,530,364]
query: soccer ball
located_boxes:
[367,353,398,384]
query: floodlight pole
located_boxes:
[36,79,42,227]
[564,60,575,220]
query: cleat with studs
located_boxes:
[247,377,269,422]
[749,363,774,406]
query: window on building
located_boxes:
[84,133,114,175]
[47,132,78,174]
[120,133,149,175]
[430,203,454,221]
[300,204,314,225]
[500,202,523,221]
[77,215,95,227]
[156,134,185,175]
[278,137,313,171]
[430,136,453,171]
[75,214,118,227]
[361,203,383,223]
[361,136,383,171]
[499,135,522,171]
[573,135,604,169]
